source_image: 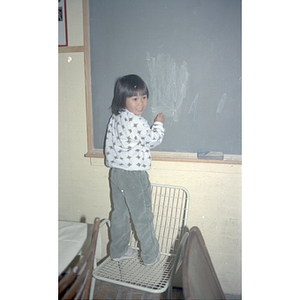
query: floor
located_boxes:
[92,280,241,300]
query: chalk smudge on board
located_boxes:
[216,92,226,121]
[146,52,189,122]
[189,92,199,122]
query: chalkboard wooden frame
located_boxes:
[81,0,241,164]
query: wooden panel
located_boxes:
[183,226,226,300]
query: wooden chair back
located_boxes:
[182,226,226,300]
[59,217,100,300]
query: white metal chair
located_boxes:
[91,184,190,298]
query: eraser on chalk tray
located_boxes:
[197,151,224,160]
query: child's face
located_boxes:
[125,93,148,115]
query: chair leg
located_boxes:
[89,277,96,300]
[167,231,189,299]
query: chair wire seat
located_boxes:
[92,184,190,296]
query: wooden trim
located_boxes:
[84,149,242,164]
[82,0,94,153]
[58,46,84,53]
[84,149,104,158]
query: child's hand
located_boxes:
[155,113,165,123]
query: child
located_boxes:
[104,74,165,265]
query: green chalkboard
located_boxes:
[89,0,241,154]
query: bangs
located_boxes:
[127,85,148,98]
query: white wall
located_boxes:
[59,0,241,294]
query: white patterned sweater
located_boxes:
[105,109,165,171]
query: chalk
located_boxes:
[197,151,224,160]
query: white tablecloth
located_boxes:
[58,221,87,276]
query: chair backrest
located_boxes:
[182,226,226,300]
[59,217,100,300]
[129,184,190,256]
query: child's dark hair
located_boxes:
[111,74,149,115]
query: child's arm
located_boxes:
[131,113,165,149]
[147,113,165,149]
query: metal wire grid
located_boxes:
[93,184,189,293]
[152,184,189,255]
[128,185,189,255]
[93,254,174,293]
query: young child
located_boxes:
[104,74,165,265]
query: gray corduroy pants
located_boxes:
[109,168,159,264]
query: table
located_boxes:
[58,220,88,276]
